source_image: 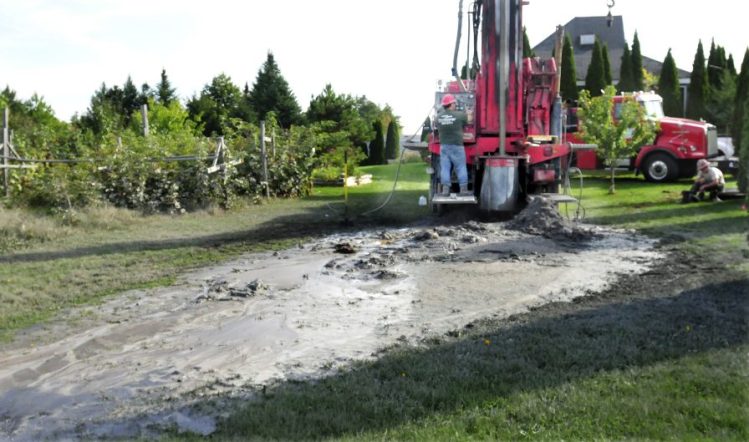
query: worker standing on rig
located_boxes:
[437,94,472,196]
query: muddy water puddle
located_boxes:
[0,219,661,440]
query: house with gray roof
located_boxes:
[532,16,691,115]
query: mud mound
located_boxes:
[509,196,599,241]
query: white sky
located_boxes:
[1,0,746,135]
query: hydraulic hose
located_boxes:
[359,114,433,218]
[452,0,468,92]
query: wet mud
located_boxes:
[0,216,663,440]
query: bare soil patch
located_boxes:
[0,212,665,440]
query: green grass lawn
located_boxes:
[311,162,433,223]
[575,171,748,274]
[2,164,748,440]
[216,168,749,441]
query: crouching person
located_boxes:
[686,159,725,202]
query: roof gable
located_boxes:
[532,16,690,82]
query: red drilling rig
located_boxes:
[425,0,583,214]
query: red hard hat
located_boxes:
[441,94,456,107]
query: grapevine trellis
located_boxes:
[1,107,284,207]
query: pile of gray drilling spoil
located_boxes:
[508,196,600,241]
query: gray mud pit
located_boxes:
[0,201,662,440]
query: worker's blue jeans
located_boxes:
[440,144,468,186]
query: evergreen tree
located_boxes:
[707,40,724,90]
[740,97,749,193]
[601,43,613,85]
[237,83,257,123]
[307,84,349,123]
[369,121,386,165]
[306,85,373,149]
[560,33,578,101]
[686,41,709,120]
[522,27,535,58]
[156,69,177,105]
[248,52,302,128]
[585,38,606,97]
[139,83,152,105]
[705,41,733,127]
[631,32,644,90]
[618,44,634,92]
[77,83,115,136]
[706,69,736,133]
[354,96,383,127]
[78,78,147,136]
[186,73,243,136]
[1,86,23,116]
[121,76,140,124]
[733,48,749,159]
[385,120,400,160]
[658,49,682,116]
[727,54,737,77]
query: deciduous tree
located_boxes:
[187,73,243,136]
[577,85,656,194]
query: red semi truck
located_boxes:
[568,91,727,182]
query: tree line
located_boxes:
[0,52,402,211]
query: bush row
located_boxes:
[7,126,318,213]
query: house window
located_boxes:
[579,34,596,45]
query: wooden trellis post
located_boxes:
[207,137,242,174]
[3,107,9,197]
[141,104,149,137]
[260,121,270,198]
[271,128,276,158]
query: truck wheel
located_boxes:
[643,153,678,182]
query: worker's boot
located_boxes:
[440,185,450,197]
[681,191,691,204]
[459,184,472,197]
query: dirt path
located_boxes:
[0,204,662,440]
